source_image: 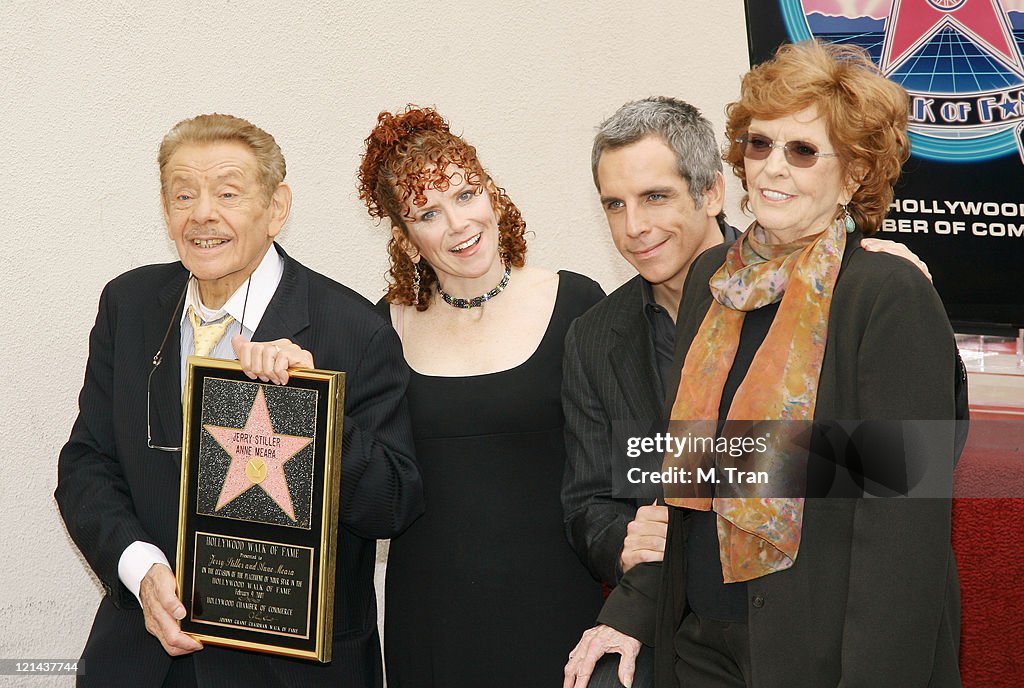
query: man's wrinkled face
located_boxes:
[162,141,288,306]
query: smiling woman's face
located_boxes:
[744,106,854,244]
[400,164,502,286]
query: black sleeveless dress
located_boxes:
[378,271,605,687]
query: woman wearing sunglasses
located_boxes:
[565,41,960,688]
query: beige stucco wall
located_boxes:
[0,1,750,681]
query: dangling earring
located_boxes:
[843,205,856,233]
[411,261,421,305]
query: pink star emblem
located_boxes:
[204,386,312,521]
[881,0,1024,77]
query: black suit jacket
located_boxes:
[561,276,664,586]
[562,221,740,587]
[599,235,961,687]
[56,244,424,687]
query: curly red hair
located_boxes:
[724,41,910,234]
[357,105,527,309]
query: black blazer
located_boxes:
[599,235,961,687]
[562,222,740,587]
[56,244,424,687]
[561,275,664,586]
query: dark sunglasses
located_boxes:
[736,133,838,168]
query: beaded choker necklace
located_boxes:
[437,262,512,309]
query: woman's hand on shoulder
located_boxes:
[231,336,314,385]
[861,238,932,283]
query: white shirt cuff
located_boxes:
[118,541,171,604]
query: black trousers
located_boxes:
[673,612,752,688]
[162,655,197,688]
[587,644,655,688]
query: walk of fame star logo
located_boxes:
[780,0,1024,162]
[882,0,1023,76]
[204,386,312,522]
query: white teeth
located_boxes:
[450,234,481,252]
[762,190,792,201]
[193,238,226,248]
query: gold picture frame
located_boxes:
[176,356,344,663]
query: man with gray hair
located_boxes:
[561,96,737,688]
[561,97,924,688]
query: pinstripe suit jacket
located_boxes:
[56,244,423,687]
[561,275,665,586]
[561,220,738,588]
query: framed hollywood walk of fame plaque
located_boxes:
[175,356,345,663]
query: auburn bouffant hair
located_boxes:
[724,40,910,234]
[357,106,527,309]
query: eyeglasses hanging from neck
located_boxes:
[146,276,252,452]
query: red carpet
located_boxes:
[952,412,1024,686]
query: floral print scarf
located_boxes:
[665,219,845,582]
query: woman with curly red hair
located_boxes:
[359,105,605,686]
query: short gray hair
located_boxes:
[592,96,722,209]
[159,114,285,203]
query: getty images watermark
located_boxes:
[612,419,965,501]
[625,431,772,486]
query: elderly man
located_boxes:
[561,97,929,688]
[56,114,423,687]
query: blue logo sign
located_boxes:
[781,0,1024,162]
